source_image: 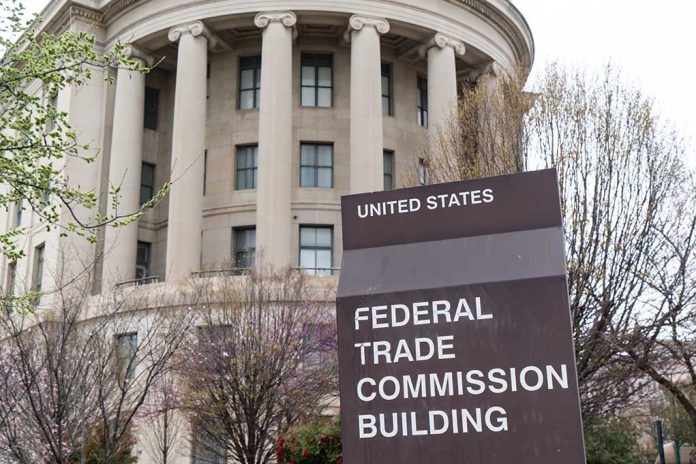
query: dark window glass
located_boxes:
[417,76,428,127]
[14,200,22,228]
[300,143,333,188]
[381,63,392,116]
[136,241,151,279]
[383,150,394,190]
[32,243,45,304]
[236,145,258,190]
[206,63,211,115]
[301,54,332,108]
[238,55,261,109]
[6,262,16,297]
[299,226,333,276]
[191,430,226,464]
[144,87,159,130]
[233,227,256,269]
[117,333,137,383]
[140,162,155,205]
[418,158,429,185]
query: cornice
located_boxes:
[103,0,142,25]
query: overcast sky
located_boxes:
[24,0,695,163]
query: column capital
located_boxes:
[344,15,390,42]
[122,44,154,67]
[419,32,466,58]
[168,21,218,49]
[254,11,297,29]
[467,61,503,83]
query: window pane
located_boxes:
[300,249,316,273]
[300,227,315,247]
[383,97,390,116]
[239,90,254,109]
[301,66,316,86]
[316,228,331,247]
[317,168,332,188]
[254,90,260,108]
[240,69,254,90]
[317,88,331,107]
[383,152,393,174]
[318,67,332,87]
[300,167,315,187]
[317,146,332,166]
[301,88,315,107]
[301,145,316,165]
[237,151,247,169]
[316,250,332,274]
[381,76,390,96]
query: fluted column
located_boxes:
[254,11,296,268]
[346,15,390,194]
[102,46,153,288]
[421,33,466,145]
[165,22,215,281]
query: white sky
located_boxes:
[23,0,696,164]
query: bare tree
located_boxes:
[179,269,338,464]
[421,62,691,420]
[138,373,186,464]
[0,271,194,463]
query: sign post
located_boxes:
[336,169,586,463]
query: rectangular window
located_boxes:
[136,241,151,280]
[32,243,45,304]
[238,55,261,109]
[383,150,394,190]
[301,54,332,108]
[235,145,258,190]
[191,432,226,464]
[144,87,159,130]
[233,227,256,269]
[6,262,16,297]
[300,143,333,188]
[299,226,333,276]
[140,162,155,205]
[418,158,429,185]
[14,200,23,228]
[206,63,211,115]
[417,76,428,127]
[117,333,137,383]
[381,63,392,116]
[46,92,58,132]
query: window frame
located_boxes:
[300,53,333,108]
[238,55,261,110]
[14,200,22,228]
[383,150,395,191]
[299,225,334,276]
[299,143,333,189]
[235,144,258,190]
[381,62,393,116]
[233,227,256,269]
[140,162,156,206]
[417,75,428,128]
[144,86,159,131]
[136,241,151,280]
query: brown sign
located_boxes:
[336,169,586,463]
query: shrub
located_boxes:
[277,419,342,464]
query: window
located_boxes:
[136,241,151,279]
[206,64,211,115]
[32,243,45,304]
[14,200,23,228]
[191,432,226,464]
[117,333,137,383]
[303,322,335,369]
[233,227,256,269]
[144,87,159,130]
[300,143,333,188]
[418,158,429,185]
[381,63,392,116]
[417,76,428,127]
[140,162,155,205]
[46,92,58,132]
[299,226,333,276]
[6,262,16,297]
[238,55,261,109]
[301,54,332,107]
[236,145,258,190]
[383,150,395,190]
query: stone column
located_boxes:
[421,33,466,146]
[254,11,296,268]
[346,15,390,194]
[165,22,215,281]
[102,46,153,288]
